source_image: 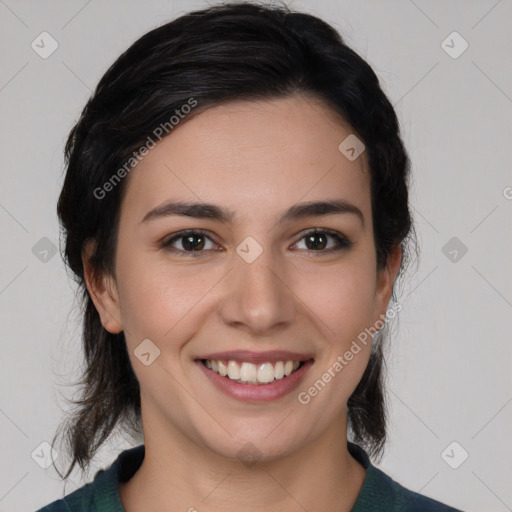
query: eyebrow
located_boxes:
[141,198,364,227]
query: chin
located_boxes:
[194,420,311,465]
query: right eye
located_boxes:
[161,229,222,258]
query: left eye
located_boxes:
[291,229,352,254]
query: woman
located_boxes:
[37,2,463,511]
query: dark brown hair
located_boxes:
[52,0,415,480]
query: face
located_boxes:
[86,94,400,462]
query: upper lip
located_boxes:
[197,350,314,365]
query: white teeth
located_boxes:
[257,363,275,383]
[274,361,285,379]
[240,362,257,383]
[204,359,303,384]
[227,361,240,380]
[218,361,228,376]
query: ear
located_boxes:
[373,244,402,321]
[82,239,123,334]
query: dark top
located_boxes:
[36,442,463,511]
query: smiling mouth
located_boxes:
[200,359,308,385]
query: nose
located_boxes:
[217,246,297,336]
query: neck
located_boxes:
[120,412,366,512]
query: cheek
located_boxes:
[115,249,220,345]
[295,257,377,340]
[296,264,376,412]
[293,250,377,397]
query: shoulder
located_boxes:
[367,465,463,511]
[34,445,145,512]
[34,480,97,512]
[348,442,464,512]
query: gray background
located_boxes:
[1,0,511,511]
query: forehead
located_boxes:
[119,94,371,226]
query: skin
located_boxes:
[83,93,402,512]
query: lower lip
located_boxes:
[196,360,314,402]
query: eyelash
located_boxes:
[161,228,353,258]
